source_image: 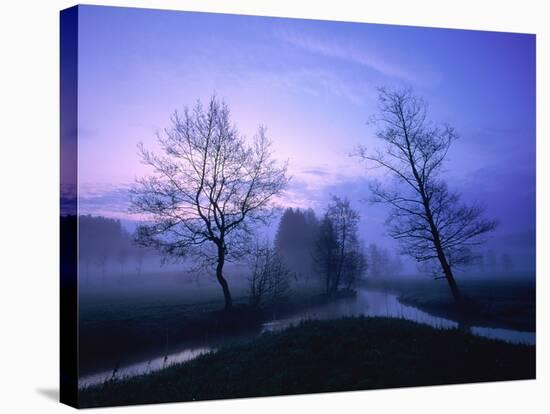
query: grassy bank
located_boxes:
[79,317,535,408]
[79,277,323,375]
[363,277,535,332]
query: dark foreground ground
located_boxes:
[79,317,535,408]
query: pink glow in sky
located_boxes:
[70,6,535,268]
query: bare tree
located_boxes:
[341,243,368,289]
[314,196,365,296]
[248,245,271,307]
[355,88,497,304]
[326,196,361,292]
[248,240,292,307]
[314,214,338,296]
[130,96,289,310]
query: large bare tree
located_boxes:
[130,96,289,310]
[356,88,497,304]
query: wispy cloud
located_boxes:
[278,30,437,85]
[277,163,369,211]
[230,64,372,105]
[78,183,133,219]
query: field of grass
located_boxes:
[78,272,323,375]
[79,316,535,408]
[363,276,535,331]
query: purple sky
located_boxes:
[71,5,535,271]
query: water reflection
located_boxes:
[79,347,211,389]
[262,290,459,333]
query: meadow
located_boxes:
[79,316,535,408]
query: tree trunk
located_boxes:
[434,245,472,330]
[415,175,464,305]
[435,249,463,304]
[424,211,464,305]
[216,243,233,311]
[427,211,463,304]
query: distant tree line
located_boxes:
[79,215,149,278]
[472,250,515,275]
[365,243,403,279]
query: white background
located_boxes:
[0,0,547,412]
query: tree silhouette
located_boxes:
[79,215,130,281]
[130,96,289,310]
[366,243,401,278]
[274,207,319,280]
[314,214,339,295]
[355,88,497,304]
[248,239,292,307]
[314,196,365,295]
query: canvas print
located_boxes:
[60,5,536,408]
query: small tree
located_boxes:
[314,215,339,295]
[326,196,361,292]
[355,88,497,304]
[248,240,292,307]
[249,242,271,307]
[314,196,365,296]
[341,245,368,289]
[131,96,289,310]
